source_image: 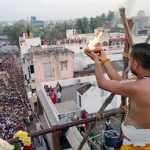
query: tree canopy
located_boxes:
[2,10,121,44]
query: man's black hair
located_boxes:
[131,43,150,69]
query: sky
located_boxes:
[0,0,149,21]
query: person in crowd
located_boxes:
[105,118,112,130]
[49,86,53,96]
[56,82,62,93]
[56,90,62,103]
[81,110,88,129]
[50,89,56,104]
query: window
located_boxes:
[60,61,68,71]
[28,67,31,79]
[116,41,120,45]
[43,63,52,79]
[30,65,35,74]
[79,95,81,107]
[109,40,112,46]
[24,75,27,80]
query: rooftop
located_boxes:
[0,45,18,53]
[38,74,121,122]
[76,83,92,95]
[74,60,123,77]
[28,46,74,56]
[42,82,88,114]
[55,101,76,114]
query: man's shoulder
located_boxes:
[120,79,149,86]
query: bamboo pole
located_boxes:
[119,8,134,110]
[77,93,115,150]
[119,8,134,47]
[81,132,101,150]
[77,123,96,150]
[145,35,150,43]
[8,108,124,144]
[88,139,101,150]
[32,108,123,137]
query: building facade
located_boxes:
[23,46,74,84]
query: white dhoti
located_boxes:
[121,123,150,150]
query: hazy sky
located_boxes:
[0,0,149,21]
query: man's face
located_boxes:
[129,56,138,76]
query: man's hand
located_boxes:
[85,46,122,81]
[92,44,108,62]
[85,47,108,64]
[84,48,100,62]
[98,50,108,62]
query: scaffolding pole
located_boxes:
[77,93,115,150]
[9,108,124,145]
[145,35,150,43]
[119,8,134,122]
[31,108,123,137]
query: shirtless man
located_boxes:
[85,43,150,149]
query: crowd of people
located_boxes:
[44,82,62,104]
[0,54,32,141]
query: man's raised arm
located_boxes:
[100,51,122,81]
[85,50,137,97]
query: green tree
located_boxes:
[1,10,118,45]
[3,21,33,45]
[42,22,67,44]
[82,17,90,33]
[0,25,4,35]
[89,17,97,32]
[75,19,83,33]
[99,13,106,26]
[107,11,115,22]
[75,17,90,34]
